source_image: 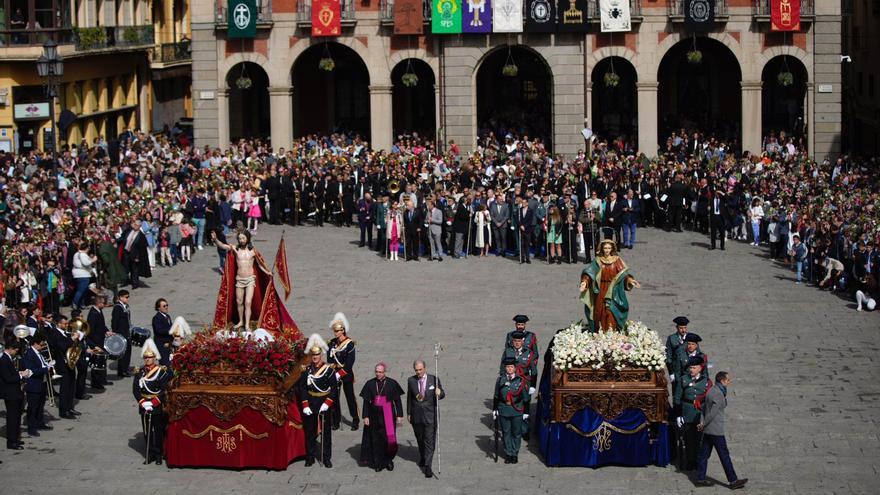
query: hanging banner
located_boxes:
[394,0,425,34]
[771,0,800,32]
[684,0,714,33]
[493,0,523,32]
[312,0,342,36]
[525,0,555,33]
[432,0,463,33]
[227,0,257,39]
[599,0,631,33]
[556,0,588,32]
[462,0,492,33]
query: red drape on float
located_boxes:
[771,0,800,31]
[274,237,291,300]
[312,0,342,36]
[165,402,306,469]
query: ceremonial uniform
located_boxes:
[327,335,358,430]
[46,322,75,417]
[493,363,530,463]
[132,339,171,464]
[672,335,708,407]
[85,305,108,388]
[678,357,709,471]
[298,334,342,467]
[504,314,538,354]
[22,344,50,435]
[1,346,24,449]
[111,299,132,377]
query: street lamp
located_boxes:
[36,39,64,176]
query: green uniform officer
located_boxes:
[665,316,690,377]
[677,355,709,471]
[672,333,707,409]
[493,356,530,464]
[504,315,538,354]
[500,330,539,438]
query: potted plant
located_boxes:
[777,71,794,87]
[686,50,703,65]
[122,26,141,44]
[401,72,419,87]
[235,76,252,89]
[77,27,107,49]
[604,72,620,88]
[502,63,519,77]
[319,57,335,72]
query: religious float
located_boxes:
[535,239,670,467]
[164,237,309,469]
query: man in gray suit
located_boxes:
[407,360,445,478]
[695,371,748,489]
[426,199,444,262]
[490,196,510,257]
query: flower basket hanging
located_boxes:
[319,57,335,72]
[235,76,252,89]
[604,72,620,88]
[401,72,419,87]
[777,71,794,87]
[686,50,703,65]
[502,64,519,77]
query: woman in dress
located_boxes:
[474,204,492,257]
[579,239,640,332]
[547,205,563,264]
[247,183,262,233]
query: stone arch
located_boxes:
[387,50,439,83]
[588,46,638,78]
[391,58,437,137]
[646,31,744,82]
[218,52,274,88]
[755,45,812,83]
[286,37,375,86]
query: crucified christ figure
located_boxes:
[212,229,271,331]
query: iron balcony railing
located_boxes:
[74,25,154,51]
[379,0,433,23]
[668,0,728,18]
[152,40,192,63]
[587,0,642,20]
[215,0,273,24]
[297,0,357,24]
[0,28,74,47]
[753,0,814,17]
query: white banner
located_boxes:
[493,0,523,32]
[599,0,631,32]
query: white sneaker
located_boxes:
[198,245,204,251]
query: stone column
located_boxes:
[636,81,658,155]
[369,84,393,151]
[268,86,293,149]
[434,84,441,147]
[806,82,815,157]
[137,62,150,132]
[741,80,763,156]
[217,89,229,148]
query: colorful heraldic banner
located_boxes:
[228,0,257,39]
[394,0,425,34]
[462,0,492,33]
[312,0,342,37]
[525,0,555,33]
[556,0,588,32]
[771,0,800,31]
[493,0,523,32]
[683,0,714,33]
[433,0,463,33]
[599,0,631,33]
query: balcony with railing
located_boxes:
[297,0,358,27]
[151,40,192,67]
[753,0,815,23]
[215,0,274,28]
[587,0,642,23]
[379,0,432,25]
[0,28,74,48]
[74,25,155,52]
[668,0,728,20]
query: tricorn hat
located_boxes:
[684,333,702,343]
[513,314,529,324]
[687,355,704,368]
[502,356,518,366]
[673,316,690,326]
[511,330,526,340]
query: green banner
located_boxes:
[228,0,257,39]
[432,0,462,34]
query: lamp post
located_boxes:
[36,39,64,177]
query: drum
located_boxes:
[105,334,127,359]
[130,327,150,347]
[89,352,107,371]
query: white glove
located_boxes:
[335,372,343,381]
[529,387,536,396]
[523,414,529,420]
[669,374,675,383]
[319,403,329,413]
[303,407,313,416]
[142,402,154,411]
[48,360,56,368]
[676,416,684,428]
[492,410,498,420]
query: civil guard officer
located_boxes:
[298,333,345,467]
[677,355,709,471]
[327,313,358,431]
[132,338,171,465]
[504,315,537,354]
[492,356,530,464]
[665,316,690,382]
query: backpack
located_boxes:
[694,378,714,411]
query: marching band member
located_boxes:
[2,334,29,450]
[47,314,78,419]
[22,330,53,437]
[85,294,111,390]
[111,289,133,378]
[327,312,358,431]
[132,338,171,465]
[298,333,342,467]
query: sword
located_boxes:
[493,413,500,463]
[143,411,152,465]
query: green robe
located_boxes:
[579,258,633,332]
[97,240,125,289]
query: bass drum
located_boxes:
[89,352,108,371]
[130,327,151,347]
[104,334,127,359]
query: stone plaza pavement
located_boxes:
[1,225,878,494]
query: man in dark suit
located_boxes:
[265,167,281,225]
[112,290,133,378]
[120,219,151,289]
[1,335,27,449]
[621,189,641,249]
[151,298,173,366]
[279,167,296,225]
[357,193,374,249]
[85,294,112,390]
[710,189,731,251]
[403,201,423,261]
[666,174,687,232]
[407,360,445,478]
[46,314,77,419]
[604,191,624,244]
[22,332,52,437]
[517,197,535,264]
[695,371,748,489]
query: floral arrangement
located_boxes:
[319,57,336,72]
[171,332,305,378]
[551,320,665,372]
[401,72,419,87]
[502,63,519,77]
[686,50,703,65]
[777,71,794,87]
[604,72,620,88]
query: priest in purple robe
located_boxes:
[359,361,405,471]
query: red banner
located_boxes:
[394,0,424,35]
[274,237,291,300]
[312,0,342,37]
[771,0,800,32]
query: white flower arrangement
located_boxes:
[551,320,665,372]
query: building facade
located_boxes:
[843,0,880,156]
[191,0,842,158]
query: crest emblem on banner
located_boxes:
[688,0,710,22]
[438,0,458,27]
[499,0,516,18]
[233,3,251,29]
[318,4,335,27]
[468,0,486,26]
[530,0,551,23]
[563,0,583,24]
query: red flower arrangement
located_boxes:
[171,332,306,378]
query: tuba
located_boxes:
[387,180,401,196]
[66,318,89,370]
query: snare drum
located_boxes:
[130,327,150,347]
[105,334,127,359]
[89,352,108,371]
